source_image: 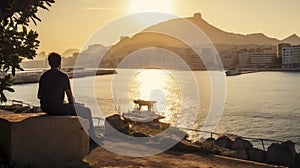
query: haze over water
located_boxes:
[6,70,300,151]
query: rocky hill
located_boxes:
[281,34,300,45]
[144,13,300,45]
[61,48,80,57]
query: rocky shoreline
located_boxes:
[105,114,300,168]
[211,136,299,167]
[0,106,299,167]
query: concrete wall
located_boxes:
[0,110,89,168]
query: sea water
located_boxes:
[5,70,300,151]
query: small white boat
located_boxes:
[122,99,165,122]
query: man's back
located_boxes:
[38,68,71,114]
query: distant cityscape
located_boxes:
[221,43,300,70]
[21,42,300,71]
[21,13,300,71]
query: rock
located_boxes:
[248,148,266,162]
[202,138,216,149]
[2,104,22,113]
[266,141,297,167]
[231,137,253,151]
[31,107,43,113]
[236,149,248,160]
[205,137,215,142]
[171,139,200,152]
[15,106,31,113]
[130,131,149,137]
[215,136,233,149]
[217,146,238,158]
[105,114,172,137]
[105,114,130,135]
[282,140,296,151]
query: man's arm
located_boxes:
[37,88,41,99]
[65,89,75,104]
[37,81,42,99]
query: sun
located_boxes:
[128,0,173,14]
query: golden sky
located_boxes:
[30,0,300,53]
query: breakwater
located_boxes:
[13,69,116,85]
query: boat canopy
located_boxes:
[133,99,157,111]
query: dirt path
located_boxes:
[84,142,284,168]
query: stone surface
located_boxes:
[217,146,238,158]
[215,136,233,149]
[231,137,253,151]
[266,141,297,167]
[104,114,130,135]
[0,110,89,168]
[31,106,43,113]
[86,145,283,168]
[104,114,170,137]
[236,149,248,160]
[248,148,266,163]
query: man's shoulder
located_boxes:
[41,69,69,79]
[56,69,69,77]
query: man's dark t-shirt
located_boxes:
[38,69,71,115]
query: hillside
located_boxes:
[103,13,300,62]
[281,34,300,45]
[144,13,299,45]
[62,48,80,57]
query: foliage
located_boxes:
[0,0,55,102]
[0,74,14,102]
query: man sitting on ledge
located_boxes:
[38,52,98,141]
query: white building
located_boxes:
[282,44,300,69]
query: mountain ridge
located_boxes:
[281,34,300,45]
[35,13,300,61]
[61,49,80,57]
[141,13,300,46]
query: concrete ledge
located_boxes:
[0,110,89,168]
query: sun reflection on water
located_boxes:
[128,68,181,122]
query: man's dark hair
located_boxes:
[48,52,61,68]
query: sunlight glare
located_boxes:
[128,69,182,122]
[129,0,173,14]
[135,69,167,100]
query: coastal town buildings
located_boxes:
[281,43,300,70]
[277,43,291,58]
[21,59,47,69]
[20,42,300,71]
[250,53,276,68]
[223,55,237,68]
[238,52,278,69]
[238,53,252,68]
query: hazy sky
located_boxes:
[30,0,300,53]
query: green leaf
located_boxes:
[39,5,49,10]
[0,0,55,102]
